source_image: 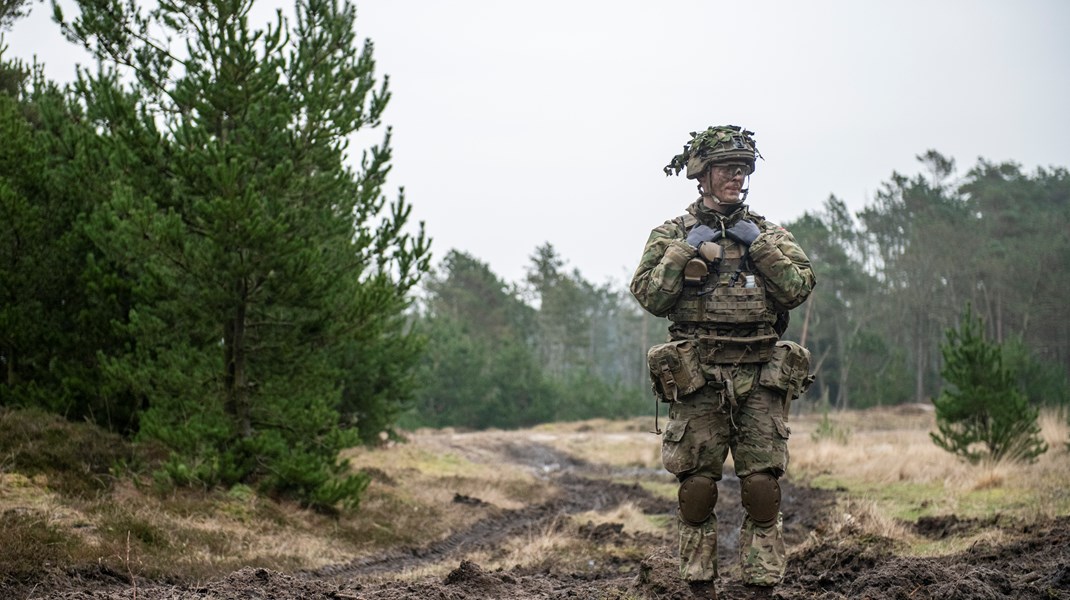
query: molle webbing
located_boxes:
[696,330,778,364]
[667,270,779,363]
[718,243,747,275]
[668,280,775,326]
[667,210,778,364]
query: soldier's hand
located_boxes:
[686,224,722,249]
[726,220,761,246]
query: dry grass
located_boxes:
[342,430,553,507]
[0,412,558,585]
[502,515,575,566]
[3,405,1068,584]
[572,501,671,538]
[789,406,1070,555]
[815,496,913,541]
[529,430,662,471]
[388,515,589,581]
[458,506,662,576]
[1038,407,1070,450]
[322,431,562,574]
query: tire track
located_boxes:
[304,441,673,580]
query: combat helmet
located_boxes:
[664,125,761,180]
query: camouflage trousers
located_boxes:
[660,363,790,585]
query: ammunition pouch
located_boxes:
[647,340,706,402]
[758,341,815,416]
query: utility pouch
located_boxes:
[758,341,815,417]
[682,258,709,286]
[647,340,705,402]
[698,242,723,264]
[698,333,778,364]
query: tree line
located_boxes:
[404,151,1070,430]
[786,151,1070,411]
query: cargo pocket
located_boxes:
[771,415,790,440]
[661,418,696,475]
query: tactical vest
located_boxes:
[667,213,779,364]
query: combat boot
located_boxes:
[688,580,717,599]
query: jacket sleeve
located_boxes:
[748,223,816,310]
[630,221,696,317]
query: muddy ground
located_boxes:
[13,432,1070,600]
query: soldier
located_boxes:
[630,125,816,598]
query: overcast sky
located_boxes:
[6,0,1070,287]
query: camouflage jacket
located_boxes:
[630,200,816,320]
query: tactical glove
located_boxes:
[726,220,761,246]
[686,224,722,249]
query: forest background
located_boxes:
[410,152,1070,428]
[1,0,1069,507]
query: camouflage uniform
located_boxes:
[631,197,815,586]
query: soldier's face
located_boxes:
[707,163,747,203]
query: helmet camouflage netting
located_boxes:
[664,125,762,179]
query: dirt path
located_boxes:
[304,438,830,582]
[19,432,1070,599]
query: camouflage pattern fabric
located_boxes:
[630,200,814,316]
[662,374,789,583]
[678,518,718,581]
[629,227,694,318]
[740,512,786,585]
[631,199,814,586]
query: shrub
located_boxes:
[930,307,1047,463]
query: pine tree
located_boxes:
[0,0,32,30]
[0,54,137,428]
[931,306,1047,463]
[60,0,429,507]
[0,59,50,396]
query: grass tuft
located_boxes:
[0,407,138,497]
[0,510,85,583]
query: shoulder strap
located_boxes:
[743,208,767,227]
[673,213,699,232]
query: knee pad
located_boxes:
[740,472,781,527]
[678,475,718,526]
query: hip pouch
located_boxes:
[758,341,815,415]
[647,340,705,402]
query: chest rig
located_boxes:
[668,212,779,364]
